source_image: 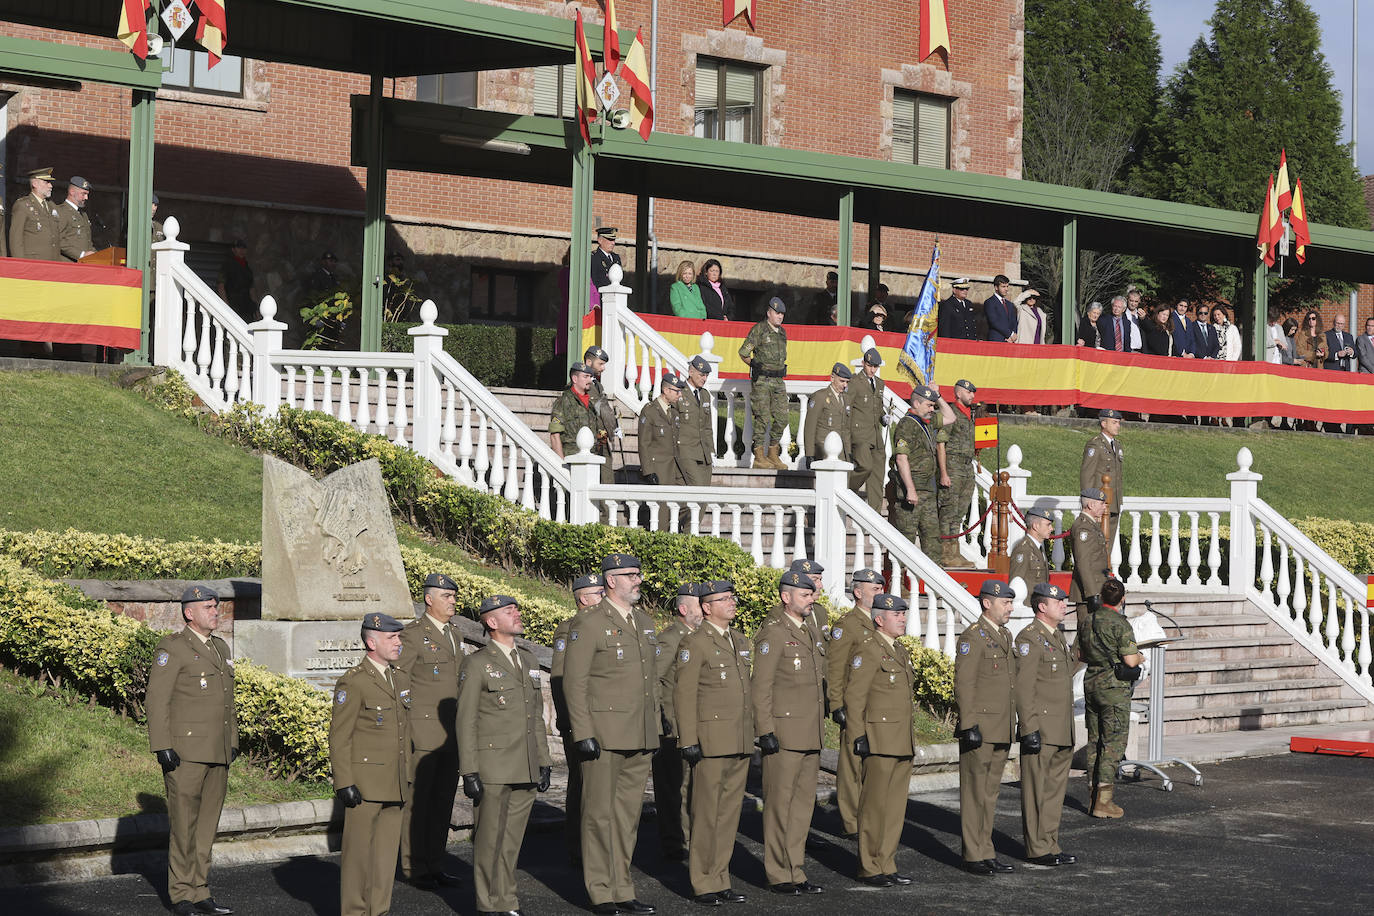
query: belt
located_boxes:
[754,367,786,378]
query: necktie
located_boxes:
[1115,318,1123,351]
[384,667,395,693]
[444,623,456,656]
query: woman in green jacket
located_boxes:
[669,260,707,318]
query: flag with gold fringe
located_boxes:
[196,0,228,67]
[117,0,152,59]
[898,243,940,386]
[621,29,654,141]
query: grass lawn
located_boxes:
[0,668,330,827]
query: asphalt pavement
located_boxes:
[10,753,1374,915]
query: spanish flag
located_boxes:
[1275,148,1293,213]
[117,0,151,59]
[919,0,951,62]
[723,0,755,29]
[0,259,143,349]
[974,416,998,450]
[1258,173,1280,268]
[196,0,228,68]
[1290,178,1311,265]
[621,29,654,141]
[574,10,599,145]
[601,0,621,75]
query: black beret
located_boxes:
[779,571,816,590]
[180,584,219,603]
[361,612,404,632]
[424,573,458,591]
[978,579,1011,599]
[573,573,604,591]
[851,568,884,585]
[601,553,642,573]
[478,594,518,615]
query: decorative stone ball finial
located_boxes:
[1236,447,1253,473]
[163,216,181,241]
[823,430,843,461]
[608,263,623,286]
[576,426,596,455]
[1007,444,1024,470]
[258,296,277,322]
[420,300,439,326]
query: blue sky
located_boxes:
[1151,0,1372,175]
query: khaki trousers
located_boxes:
[836,726,862,835]
[562,734,584,862]
[849,440,885,510]
[1020,743,1072,858]
[761,749,820,885]
[164,760,228,904]
[580,750,652,905]
[857,755,911,878]
[652,735,690,857]
[474,783,537,912]
[340,800,403,916]
[959,742,1010,862]
[688,755,749,895]
[401,744,458,878]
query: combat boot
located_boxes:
[1091,785,1124,819]
[942,539,963,567]
[766,444,786,469]
[753,446,770,469]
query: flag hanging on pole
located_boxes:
[919,0,951,62]
[974,416,999,450]
[1257,174,1279,268]
[1290,178,1311,265]
[1275,149,1293,213]
[621,29,654,141]
[601,0,622,75]
[574,10,599,145]
[117,0,151,59]
[195,0,228,68]
[722,0,756,29]
[898,243,940,386]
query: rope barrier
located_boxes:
[938,500,995,540]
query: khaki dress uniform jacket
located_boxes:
[1080,432,1124,541]
[652,618,694,858]
[551,611,587,861]
[1069,512,1112,606]
[954,617,1015,863]
[1014,619,1075,858]
[675,382,716,486]
[9,193,63,261]
[638,397,682,485]
[1008,535,1050,590]
[803,385,852,460]
[845,373,887,509]
[146,628,238,907]
[825,607,877,834]
[57,200,93,261]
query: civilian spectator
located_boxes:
[1076,302,1104,348]
[808,270,840,325]
[1127,292,1145,351]
[1293,310,1327,368]
[827,304,839,326]
[669,260,706,318]
[696,258,734,320]
[1324,314,1357,371]
[1280,318,1299,366]
[1212,306,1242,362]
[1141,303,1178,356]
[869,283,890,310]
[938,278,979,340]
[984,274,1018,342]
[217,239,256,322]
[1014,289,1048,345]
[1190,302,1219,359]
[1265,308,1288,364]
[858,302,888,332]
[1356,317,1374,373]
[1171,301,1196,356]
[1097,296,1133,353]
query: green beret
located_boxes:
[180,584,219,604]
[362,612,404,632]
[978,579,1011,599]
[424,573,458,591]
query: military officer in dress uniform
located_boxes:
[1069,489,1112,609]
[889,385,951,562]
[1009,506,1054,592]
[937,379,979,567]
[551,573,607,865]
[8,167,62,262]
[1014,583,1079,867]
[739,297,789,469]
[1076,578,1142,819]
[458,595,552,916]
[549,362,612,483]
[752,571,827,895]
[397,573,464,889]
[58,175,95,261]
[1080,408,1125,544]
[639,375,684,485]
[676,355,716,487]
[826,567,884,839]
[590,227,623,290]
[562,554,660,916]
[330,612,412,916]
[653,583,703,861]
[146,585,238,916]
[803,362,853,461]
[675,579,754,906]
[954,579,1017,876]
[846,593,917,887]
[845,348,888,509]
[937,278,979,340]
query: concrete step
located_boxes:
[1159,678,1352,712]
[1164,656,1323,686]
[1161,697,1371,736]
[1161,613,1278,639]
[1162,635,1306,662]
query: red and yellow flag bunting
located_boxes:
[0,259,143,349]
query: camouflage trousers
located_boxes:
[938,470,976,536]
[750,377,788,449]
[1084,688,1131,788]
[890,489,941,562]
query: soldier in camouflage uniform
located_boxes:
[889,385,944,563]
[1074,578,1142,819]
[937,379,979,567]
[739,297,789,469]
[583,345,624,473]
[549,362,613,483]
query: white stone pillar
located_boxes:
[811,431,856,604]
[564,427,604,525]
[407,300,449,462]
[152,216,190,367]
[246,296,287,414]
[1226,447,1262,595]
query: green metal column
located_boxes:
[634,192,649,310]
[568,140,595,375]
[867,221,881,314]
[1060,216,1078,346]
[837,191,854,327]
[1244,252,1268,362]
[126,88,155,364]
[360,72,388,351]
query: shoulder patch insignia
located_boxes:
[895,439,907,449]
[655,645,662,657]
[1019,643,1030,656]
[832,626,842,639]
[679,649,690,663]
[570,630,579,641]
[335,689,347,704]
[758,641,769,655]
[852,656,863,668]
[1080,531,1089,541]
[155,650,169,667]
[958,641,970,656]
[554,638,566,652]
[459,670,467,682]
[1086,447,1095,457]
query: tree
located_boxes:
[1135,0,1369,312]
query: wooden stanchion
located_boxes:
[989,470,1011,577]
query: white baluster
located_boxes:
[284,366,297,409]
[504,445,522,502]
[320,365,334,418]
[622,328,638,397]
[537,467,552,520]
[1307,568,1322,635]
[942,603,957,657]
[770,507,787,567]
[1126,513,1144,587]
[474,414,490,489]
[223,338,240,404]
[354,368,371,431]
[392,369,409,447]
[1145,512,1164,587]
[890,558,904,602]
[1276,540,1292,616]
[377,369,393,437]
[719,391,738,467]
[338,366,353,426]
[850,519,865,583]
[488,427,506,496]
[555,487,567,523]
[1358,608,1373,675]
[689,503,702,536]
[650,502,663,532]
[1165,511,1183,587]
[440,384,458,469]
[1185,512,1202,587]
[1291,554,1307,624]
[240,351,253,407]
[303,366,316,412]
[1257,524,1275,606]
[710,505,723,538]
[742,396,755,463]
[783,396,801,470]
[1206,512,1223,587]
[750,507,764,565]
[606,500,620,527]
[964,486,980,552]
[1051,510,1066,569]
[729,505,742,543]
[792,507,806,564]
[924,592,940,651]
[208,322,225,400]
[1340,595,1355,667]
[1324,577,1339,649]
[194,308,212,383]
[181,296,198,367]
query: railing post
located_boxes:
[246,296,287,415]
[811,431,855,603]
[1226,447,1262,594]
[408,300,449,461]
[1001,443,1031,506]
[600,264,632,401]
[152,217,190,367]
[564,427,603,525]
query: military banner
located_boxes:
[0,258,142,349]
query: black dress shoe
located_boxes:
[769,883,800,895]
[479,911,521,916]
[170,904,195,916]
[888,873,913,885]
[616,901,656,915]
[987,859,1015,873]
[434,871,464,887]
[961,860,994,876]
[409,874,438,889]
[1056,852,1078,865]
[193,899,233,915]
[717,889,745,903]
[590,904,620,915]
[1026,854,1061,867]
[859,874,895,887]
[796,881,824,894]
[692,894,721,907]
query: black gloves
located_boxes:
[230,747,240,763]
[831,707,848,729]
[575,738,602,761]
[959,725,984,754]
[463,773,484,804]
[853,735,870,758]
[1020,730,1042,755]
[155,749,181,773]
[681,744,704,766]
[642,473,659,485]
[336,785,362,808]
[757,733,780,756]
[538,766,552,793]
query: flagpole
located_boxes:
[1350,0,1360,331]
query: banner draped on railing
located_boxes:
[0,258,143,349]
[583,312,1374,423]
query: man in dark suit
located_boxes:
[1170,301,1196,357]
[938,278,979,340]
[1097,296,1134,353]
[984,275,1017,342]
[1356,317,1374,374]
[1189,303,1218,358]
[1324,314,1357,371]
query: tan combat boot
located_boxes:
[942,539,963,568]
[753,446,770,469]
[766,444,786,469]
[1091,785,1124,819]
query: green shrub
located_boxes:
[0,528,261,581]
[1293,518,1374,576]
[902,638,955,720]
[233,661,331,781]
[382,322,563,389]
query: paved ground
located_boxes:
[11,753,1374,915]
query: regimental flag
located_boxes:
[919,0,951,62]
[601,0,621,75]
[898,244,940,386]
[574,10,599,145]
[621,29,654,141]
[1275,148,1293,213]
[1258,173,1280,268]
[1290,178,1312,265]
[117,0,152,59]
[196,0,228,68]
[974,415,998,450]
[722,0,756,29]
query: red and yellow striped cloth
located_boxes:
[0,258,143,349]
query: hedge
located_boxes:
[382,321,563,390]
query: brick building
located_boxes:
[1,1,1025,342]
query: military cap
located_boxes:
[180,583,219,604]
[863,348,883,367]
[27,167,54,181]
[584,345,610,362]
[477,594,518,616]
[1099,408,1123,420]
[831,362,853,380]
[362,612,404,632]
[662,374,685,390]
[951,278,971,289]
[779,570,816,591]
[596,226,618,239]
[1024,506,1054,523]
[790,558,824,575]
[69,176,91,191]
[676,582,701,597]
[767,296,786,314]
[688,355,713,375]
[151,192,160,205]
[978,579,1011,599]
[1081,487,1106,502]
[423,572,458,591]
[955,379,977,393]
[573,572,604,591]
[871,593,909,614]
[1031,582,1068,600]
[911,384,938,403]
[699,579,735,599]
[601,553,642,573]
[569,361,593,376]
[851,567,884,585]
[826,270,839,282]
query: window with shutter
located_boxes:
[694,58,762,143]
[892,89,950,168]
[160,47,244,98]
[892,92,916,164]
[415,72,476,108]
[533,65,575,118]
